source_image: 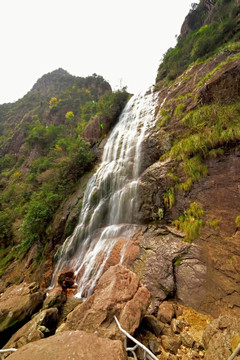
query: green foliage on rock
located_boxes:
[163,187,175,209]
[235,215,240,228]
[172,202,205,242]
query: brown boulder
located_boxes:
[141,315,165,337]
[42,287,66,309]
[119,286,151,334]
[57,270,75,289]
[161,335,182,355]
[4,308,58,350]
[180,331,195,348]
[59,264,150,338]
[0,283,45,334]
[158,302,175,324]
[7,330,127,360]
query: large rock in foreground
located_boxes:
[7,330,126,360]
[0,283,45,334]
[59,264,150,338]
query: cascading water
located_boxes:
[50,88,158,298]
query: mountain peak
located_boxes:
[31,68,74,96]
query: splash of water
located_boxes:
[50,89,158,297]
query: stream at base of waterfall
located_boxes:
[50,88,158,298]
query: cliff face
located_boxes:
[180,0,217,38]
[133,44,240,318]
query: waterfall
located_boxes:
[50,88,158,298]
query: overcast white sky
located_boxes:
[0,0,197,104]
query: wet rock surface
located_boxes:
[137,159,175,223]
[131,226,190,310]
[58,264,150,339]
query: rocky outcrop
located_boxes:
[42,287,66,310]
[58,264,150,338]
[6,330,126,360]
[50,170,94,247]
[0,283,44,334]
[82,102,126,148]
[199,61,240,105]
[3,308,58,350]
[180,0,217,38]
[137,159,175,223]
[173,149,240,317]
[203,314,240,360]
[135,304,210,359]
[131,226,190,312]
[132,50,240,318]
[57,270,75,290]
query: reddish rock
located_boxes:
[7,330,127,360]
[41,269,53,289]
[119,286,151,334]
[59,264,150,338]
[158,302,175,324]
[175,150,240,317]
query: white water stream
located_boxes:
[50,89,158,298]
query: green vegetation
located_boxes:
[157,108,171,128]
[163,187,175,209]
[174,256,184,266]
[177,155,208,191]
[235,215,240,228]
[197,53,240,88]
[171,102,240,160]
[156,0,240,82]
[0,69,129,261]
[172,202,205,242]
[207,218,220,230]
[160,101,240,193]
[174,103,186,119]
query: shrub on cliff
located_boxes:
[156,0,240,82]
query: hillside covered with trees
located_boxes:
[0,69,129,274]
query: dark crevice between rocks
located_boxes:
[0,299,45,348]
[0,315,32,348]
